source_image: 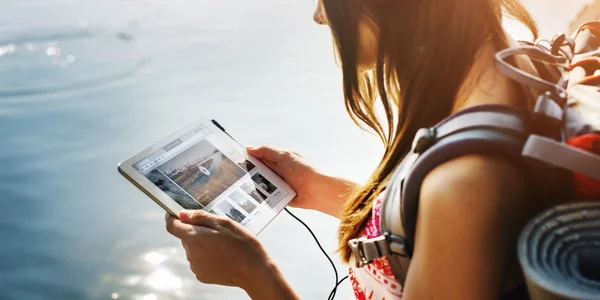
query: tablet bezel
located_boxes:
[117,117,296,233]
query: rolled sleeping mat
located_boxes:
[518,202,600,300]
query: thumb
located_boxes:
[246,145,284,162]
[179,209,218,228]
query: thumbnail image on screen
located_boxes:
[251,173,278,195]
[229,190,258,214]
[240,181,267,203]
[237,160,256,172]
[217,200,246,223]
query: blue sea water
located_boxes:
[0,0,385,299]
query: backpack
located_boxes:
[347,21,600,292]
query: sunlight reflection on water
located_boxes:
[100,247,190,299]
[141,294,157,300]
[144,252,168,265]
[145,269,183,290]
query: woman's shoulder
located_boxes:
[422,154,524,190]
[418,153,530,220]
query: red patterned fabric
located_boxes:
[567,134,600,199]
[349,196,404,300]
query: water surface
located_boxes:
[0,1,380,299]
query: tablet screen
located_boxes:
[131,123,291,229]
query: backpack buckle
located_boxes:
[348,233,412,268]
[348,235,391,268]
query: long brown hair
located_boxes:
[325,0,539,262]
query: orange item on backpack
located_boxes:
[567,133,600,199]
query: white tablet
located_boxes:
[118,118,296,235]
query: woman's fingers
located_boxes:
[179,210,221,228]
[246,145,296,176]
[166,212,220,239]
[246,145,285,162]
[165,213,196,239]
[289,150,303,157]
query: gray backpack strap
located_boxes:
[523,135,600,180]
[384,105,532,248]
[349,105,534,285]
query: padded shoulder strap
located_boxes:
[351,105,543,286]
[380,105,532,251]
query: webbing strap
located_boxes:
[522,135,600,181]
[435,110,528,140]
[495,46,568,102]
[387,253,410,286]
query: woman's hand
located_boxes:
[246,145,358,218]
[166,210,267,287]
[165,210,299,299]
[246,145,321,210]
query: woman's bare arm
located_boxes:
[242,262,301,300]
[402,154,534,300]
[311,174,359,218]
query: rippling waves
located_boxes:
[0,24,147,99]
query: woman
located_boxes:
[165,0,554,298]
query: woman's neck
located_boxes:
[452,32,539,113]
